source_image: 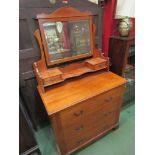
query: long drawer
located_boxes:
[63,105,118,150]
[59,86,123,127]
[63,103,117,137]
[58,86,124,151]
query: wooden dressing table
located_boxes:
[33,7,127,155]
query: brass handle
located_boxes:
[76,139,84,145]
[110,96,113,100]
[73,110,83,117]
[104,111,112,117]
[105,96,113,102]
[104,113,108,117]
[75,125,84,131]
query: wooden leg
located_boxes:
[36,149,42,155]
[113,124,119,130]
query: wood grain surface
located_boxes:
[38,71,127,115]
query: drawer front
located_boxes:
[63,105,117,139]
[63,106,118,150]
[59,86,124,151]
[60,86,124,128]
[43,76,63,86]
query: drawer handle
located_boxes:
[105,96,113,102]
[104,111,112,116]
[73,110,83,117]
[76,139,84,145]
[75,125,84,131]
[104,113,108,117]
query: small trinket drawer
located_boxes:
[38,71,127,155]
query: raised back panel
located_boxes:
[37,7,92,18]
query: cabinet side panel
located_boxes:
[114,85,126,124]
[50,114,68,155]
[109,39,128,76]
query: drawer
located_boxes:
[63,106,118,150]
[96,106,118,130]
[60,86,123,128]
[63,105,117,139]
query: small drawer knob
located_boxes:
[105,96,113,102]
[104,111,112,117]
[73,110,83,117]
[76,139,84,145]
[110,96,113,100]
[108,111,112,114]
[104,113,108,117]
[75,125,84,131]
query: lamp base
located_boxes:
[118,17,132,37]
[119,28,130,37]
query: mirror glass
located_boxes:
[43,20,91,62]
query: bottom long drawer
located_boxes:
[64,108,117,151]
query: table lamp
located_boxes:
[115,0,135,37]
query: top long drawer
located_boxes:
[59,86,124,127]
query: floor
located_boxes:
[35,101,135,155]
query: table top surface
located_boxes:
[38,71,127,115]
[110,35,135,41]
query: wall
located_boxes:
[102,0,135,56]
[19,0,103,129]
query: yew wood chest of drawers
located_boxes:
[38,71,127,155]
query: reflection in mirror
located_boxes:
[43,20,91,62]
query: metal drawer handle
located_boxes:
[73,110,83,117]
[105,96,113,102]
[104,111,112,116]
[75,125,84,131]
[104,113,108,116]
[76,139,84,145]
